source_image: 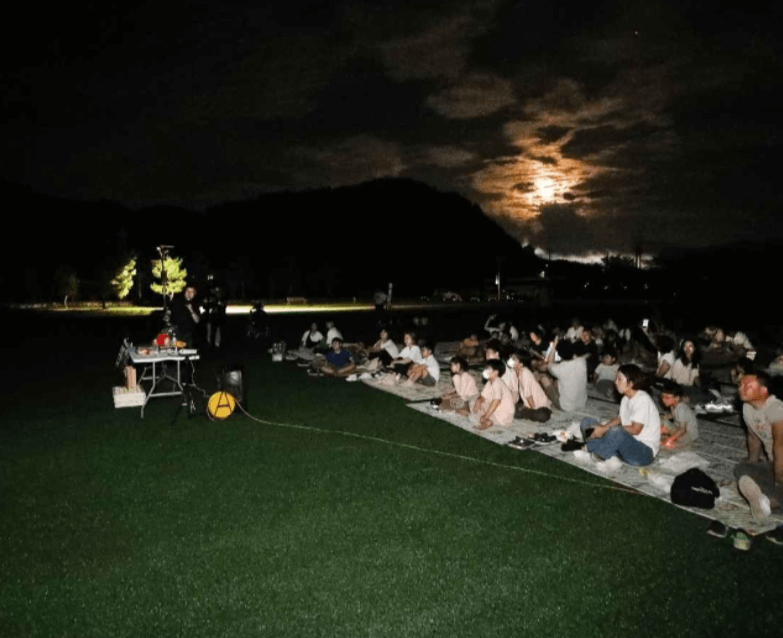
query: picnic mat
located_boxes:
[361,370,782,536]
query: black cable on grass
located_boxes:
[232,402,644,497]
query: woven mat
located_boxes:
[361,366,781,535]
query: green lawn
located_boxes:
[1,313,781,637]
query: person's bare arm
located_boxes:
[747,429,763,463]
[772,420,783,485]
[623,421,644,436]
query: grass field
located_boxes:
[1,310,781,637]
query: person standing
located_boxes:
[170,285,201,346]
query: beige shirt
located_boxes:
[452,372,479,401]
[743,395,783,459]
[480,377,515,426]
[670,359,699,386]
[518,367,551,409]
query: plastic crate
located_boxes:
[113,386,146,408]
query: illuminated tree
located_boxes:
[53,265,79,307]
[150,257,187,300]
[110,254,137,300]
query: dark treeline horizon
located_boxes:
[2,178,778,326]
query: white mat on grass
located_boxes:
[405,400,781,535]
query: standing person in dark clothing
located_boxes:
[170,285,201,346]
[204,285,227,348]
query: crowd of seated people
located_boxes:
[286,312,783,532]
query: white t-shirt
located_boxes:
[565,326,584,342]
[398,345,423,363]
[548,357,588,412]
[380,339,399,359]
[619,390,661,456]
[670,359,699,386]
[422,354,440,382]
[326,327,343,344]
[301,330,324,346]
[594,363,619,384]
[657,351,675,378]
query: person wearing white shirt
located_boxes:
[581,365,660,469]
[404,343,440,387]
[325,320,343,346]
[301,323,324,349]
[388,331,423,379]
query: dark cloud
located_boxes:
[1,0,782,257]
[536,125,572,144]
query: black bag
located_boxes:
[670,468,720,509]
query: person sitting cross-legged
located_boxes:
[312,337,357,378]
[580,364,661,473]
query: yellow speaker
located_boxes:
[207,391,236,420]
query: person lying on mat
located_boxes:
[439,356,479,412]
[580,364,660,470]
[459,359,514,431]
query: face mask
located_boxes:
[482,369,491,380]
[506,358,516,368]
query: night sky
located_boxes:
[3,1,782,259]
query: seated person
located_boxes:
[486,341,519,404]
[655,335,676,380]
[574,328,599,377]
[439,356,479,412]
[404,343,440,387]
[456,333,481,361]
[660,381,699,448]
[539,338,588,413]
[313,337,357,378]
[507,351,552,422]
[527,326,559,372]
[365,328,399,368]
[670,338,713,404]
[325,320,343,345]
[461,360,515,431]
[725,329,754,355]
[594,349,620,397]
[581,364,661,469]
[565,317,584,342]
[387,331,423,379]
[734,372,783,521]
[301,323,324,349]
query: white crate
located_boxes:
[113,386,146,408]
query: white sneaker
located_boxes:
[595,455,623,474]
[346,374,358,382]
[573,450,592,464]
[738,475,772,521]
[359,372,372,380]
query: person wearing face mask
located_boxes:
[465,359,515,431]
[485,342,519,405]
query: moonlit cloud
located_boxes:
[426,72,517,119]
